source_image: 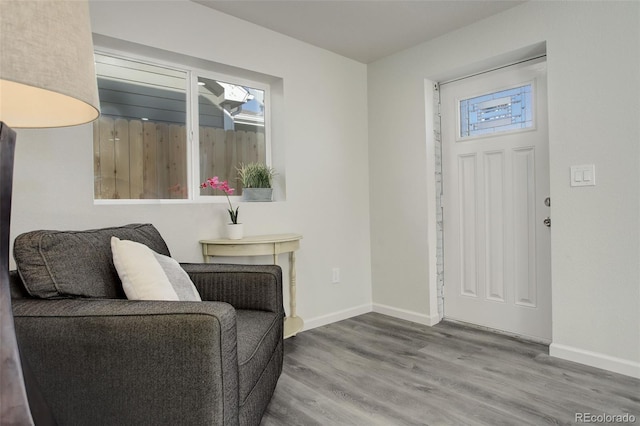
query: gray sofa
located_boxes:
[9,223,283,426]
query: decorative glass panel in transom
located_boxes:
[459,84,533,139]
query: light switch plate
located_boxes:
[571,164,596,187]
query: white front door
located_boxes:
[441,59,551,341]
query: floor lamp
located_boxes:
[0,1,100,424]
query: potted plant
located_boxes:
[200,177,242,239]
[237,162,276,202]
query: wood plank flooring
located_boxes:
[261,313,640,426]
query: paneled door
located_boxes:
[441,59,551,341]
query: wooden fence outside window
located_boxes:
[93,116,265,199]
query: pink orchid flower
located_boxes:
[200,176,239,224]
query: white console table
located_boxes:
[199,233,303,338]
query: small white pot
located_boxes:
[226,223,244,240]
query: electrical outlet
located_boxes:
[332,268,340,284]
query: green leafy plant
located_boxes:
[237,162,276,189]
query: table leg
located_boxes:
[201,246,210,264]
[289,251,297,318]
[284,251,304,338]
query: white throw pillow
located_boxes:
[111,236,201,301]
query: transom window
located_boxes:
[459,83,533,139]
[93,52,269,201]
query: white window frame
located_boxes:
[92,48,272,205]
[190,68,272,204]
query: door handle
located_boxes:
[543,217,551,227]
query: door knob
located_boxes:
[543,217,551,227]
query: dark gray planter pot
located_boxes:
[242,188,273,202]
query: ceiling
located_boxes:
[193,0,524,64]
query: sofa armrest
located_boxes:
[181,263,283,314]
[12,298,239,426]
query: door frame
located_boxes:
[423,50,552,341]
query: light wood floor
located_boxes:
[261,313,640,426]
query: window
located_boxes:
[93,52,269,201]
[197,76,266,197]
[459,84,533,139]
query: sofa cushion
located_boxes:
[14,224,170,299]
[111,237,201,301]
[236,309,282,406]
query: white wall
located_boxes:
[10,0,372,327]
[368,1,640,376]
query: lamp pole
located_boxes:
[1,1,100,420]
[0,122,32,425]
[0,122,57,425]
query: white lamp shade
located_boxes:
[0,0,100,128]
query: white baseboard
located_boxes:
[372,303,440,326]
[302,304,373,332]
[550,343,640,379]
